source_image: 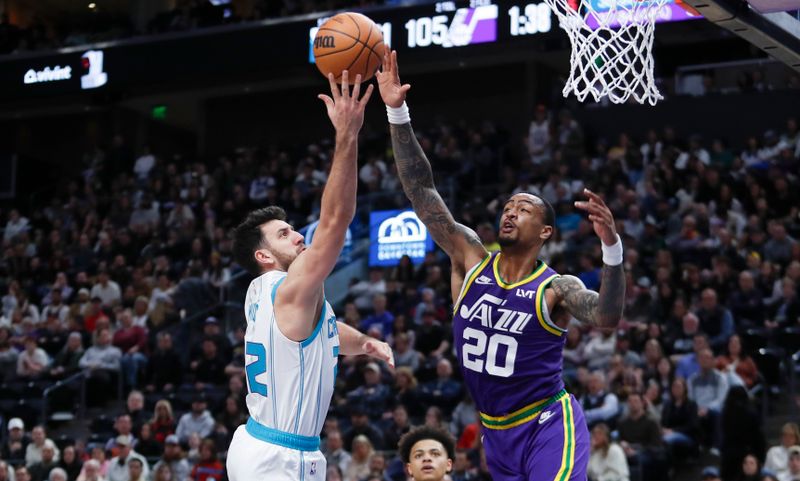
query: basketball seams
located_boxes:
[313,12,386,82]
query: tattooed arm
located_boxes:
[377,50,487,274]
[549,189,625,328]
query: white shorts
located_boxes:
[227,424,326,481]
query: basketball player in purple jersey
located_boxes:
[376,50,626,481]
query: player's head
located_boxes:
[498,193,555,250]
[398,427,455,481]
[232,206,305,275]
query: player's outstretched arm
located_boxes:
[337,321,395,368]
[279,72,373,308]
[376,50,486,273]
[550,189,625,328]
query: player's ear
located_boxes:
[446,459,453,473]
[254,248,274,267]
[540,225,554,241]
[405,463,413,477]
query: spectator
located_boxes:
[105,415,136,457]
[676,334,710,381]
[778,447,800,481]
[59,445,83,481]
[77,459,107,481]
[79,327,122,405]
[48,468,67,481]
[190,339,227,387]
[125,390,151,436]
[2,417,29,461]
[617,392,665,481]
[145,332,183,393]
[581,371,620,430]
[343,407,384,451]
[721,386,767,481]
[728,271,765,328]
[360,294,394,340]
[113,310,148,389]
[213,396,246,446]
[414,309,449,361]
[126,458,146,481]
[343,435,373,481]
[28,443,58,481]
[661,377,699,459]
[688,348,728,452]
[151,464,175,481]
[150,399,177,444]
[25,427,59,467]
[91,271,122,308]
[419,358,463,416]
[0,461,11,481]
[17,336,49,379]
[324,430,352,476]
[696,289,734,353]
[383,404,413,451]
[41,288,69,325]
[106,436,149,481]
[766,424,800,478]
[588,423,630,481]
[49,331,84,379]
[348,269,386,311]
[175,396,214,444]
[739,453,764,481]
[16,466,31,481]
[716,334,759,390]
[135,423,162,459]
[188,439,223,481]
[584,331,616,370]
[393,367,424,419]
[393,332,420,372]
[151,435,190,481]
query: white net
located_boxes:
[543,0,669,105]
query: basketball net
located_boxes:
[543,0,669,105]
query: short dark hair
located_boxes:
[128,458,143,468]
[505,193,556,228]
[398,426,455,464]
[232,207,287,275]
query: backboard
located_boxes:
[681,0,800,71]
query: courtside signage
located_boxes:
[369,209,434,266]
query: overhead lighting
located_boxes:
[88,3,96,8]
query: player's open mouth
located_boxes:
[421,466,434,473]
[501,221,515,233]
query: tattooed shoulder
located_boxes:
[549,275,600,326]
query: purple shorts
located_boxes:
[481,394,589,481]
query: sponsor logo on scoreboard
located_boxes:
[370,209,434,266]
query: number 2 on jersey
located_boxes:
[462,327,518,377]
[245,341,268,396]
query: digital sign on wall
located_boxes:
[369,209,434,267]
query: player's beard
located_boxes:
[498,234,518,247]
[273,250,298,271]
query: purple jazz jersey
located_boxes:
[453,252,589,481]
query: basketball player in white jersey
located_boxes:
[226,72,394,481]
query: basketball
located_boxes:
[313,12,385,83]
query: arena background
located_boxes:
[0,1,799,481]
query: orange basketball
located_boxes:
[313,12,385,83]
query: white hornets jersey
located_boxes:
[243,270,340,437]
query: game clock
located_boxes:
[508,3,553,35]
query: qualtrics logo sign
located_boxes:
[23,49,107,90]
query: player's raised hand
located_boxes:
[318,70,374,135]
[574,188,618,246]
[362,338,395,369]
[375,50,411,108]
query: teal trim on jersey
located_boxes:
[246,418,320,452]
[294,345,305,434]
[271,276,286,303]
[300,303,327,348]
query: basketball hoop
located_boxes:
[542,0,670,105]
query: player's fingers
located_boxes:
[392,50,400,78]
[317,94,334,113]
[327,73,340,101]
[352,74,362,99]
[341,70,350,98]
[583,188,607,205]
[359,84,374,106]
[401,84,411,94]
[383,49,391,72]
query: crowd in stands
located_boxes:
[0,95,799,481]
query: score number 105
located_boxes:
[508,3,552,35]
